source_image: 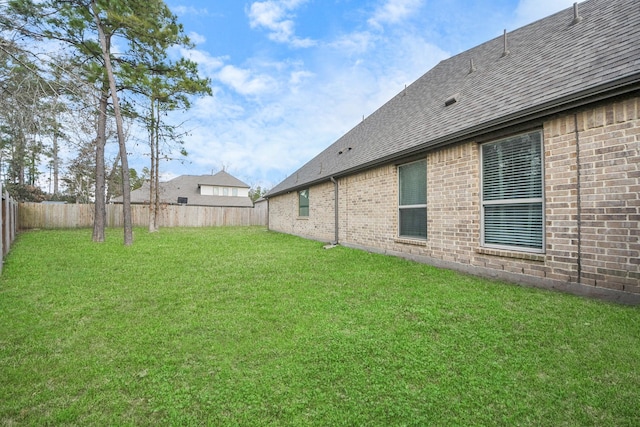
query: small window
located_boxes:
[481,130,544,252]
[213,187,220,196]
[223,187,229,196]
[398,160,427,239]
[232,188,238,196]
[299,189,309,217]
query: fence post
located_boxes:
[0,184,3,273]
[3,190,10,257]
[11,197,16,243]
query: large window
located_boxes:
[481,131,544,252]
[398,160,427,239]
[298,189,309,217]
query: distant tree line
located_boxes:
[249,185,269,202]
[0,0,211,244]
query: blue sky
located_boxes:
[146,0,578,189]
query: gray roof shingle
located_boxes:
[268,0,640,196]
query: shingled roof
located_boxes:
[118,171,253,207]
[268,0,640,197]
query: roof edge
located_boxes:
[267,74,640,198]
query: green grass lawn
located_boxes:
[1,227,638,426]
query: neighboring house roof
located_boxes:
[192,170,250,188]
[268,0,640,197]
[115,170,254,207]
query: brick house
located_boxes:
[265,0,640,303]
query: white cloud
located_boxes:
[247,0,316,47]
[248,1,292,38]
[329,31,377,55]
[368,0,424,29]
[188,32,206,45]
[178,48,226,76]
[190,94,245,121]
[217,65,278,96]
[512,0,577,28]
[172,6,210,16]
[289,70,314,87]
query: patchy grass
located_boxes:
[1,227,638,426]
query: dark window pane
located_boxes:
[399,161,427,206]
[299,189,309,217]
[399,207,427,239]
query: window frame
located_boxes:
[398,159,427,240]
[298,188,309,217]
[480,130,545,254]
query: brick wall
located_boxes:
[268,181,335,242]
[340,165,397,249]
[544,113,581,284]
[268,95,640,297]
[426,144,479,265]
[549,97,640,293]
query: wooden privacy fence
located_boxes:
[19,202,268,229]
[1,189,18,274]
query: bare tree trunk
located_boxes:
[153,98,161,230]
[13,128,26,185]
[93,85,108,242]
[148,97,158,232]
[52,95,60,196]
[92,1,132,246]
[52,132,59,195]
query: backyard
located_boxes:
[1,227,638,426]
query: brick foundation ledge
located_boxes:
[476,247,545,262]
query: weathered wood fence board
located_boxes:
[19,202,268,229]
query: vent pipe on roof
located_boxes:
[469,58,476,74]
[501,29,510,57]
[571,2,583,25]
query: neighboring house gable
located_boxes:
[116,171,253,207]
[266,0,640,302]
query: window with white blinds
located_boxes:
[398,160,427,239]
[481,131,544,252]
